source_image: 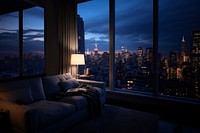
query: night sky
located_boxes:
[78,0,200,56]
[0,6,44,59]
[1,0,200,59]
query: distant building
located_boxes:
[145,47,153,63]
[180,36,189,63]
[137,47,143,66]
[77,15,85,54]
[190,31,200,98]
[77,15,85,74]
[94,42,99,56]
[169,51,178,79]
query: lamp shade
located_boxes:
[71,54,85,65]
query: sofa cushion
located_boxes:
[28,100,76,129]
[29,78,46,101]
[0,87,34,104]
[58,79,80,92]
[59,96,88,111]
[63,73,73,79]
[57,74,67,81]
[0,78,46,102]
[42,75,61,98]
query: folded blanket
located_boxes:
[66,84,101,118]
[52,84,101,118]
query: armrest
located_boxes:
[77,79,106,90]
[0,100,37,133]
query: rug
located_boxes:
[65,104,160,133]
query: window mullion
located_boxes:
[19,9,23,78]
[109,0,115,90]
[153,0,159,96]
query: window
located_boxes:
[78,0,109,85]
[0,5,44,80]
[77,0,200,102]
[158,0,200,101]
[0,12,19,79]
[23,7,44,76]
[115,0,153,93]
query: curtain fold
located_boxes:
[58,0,78,76]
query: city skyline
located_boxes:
[0,6,44,59]
[1,1,200,57]
[78,0,200,55]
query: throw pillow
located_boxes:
[42,76,60,98]
[63,73,73,80]
[58,79,80,92]
[29,78,46,101]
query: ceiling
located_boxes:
[0,0,37,15]
[0,0,91,15]
[77,0,91,3]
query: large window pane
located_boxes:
[158,0,200,100]
[0,12,19,79]
[23,6,44,76]
[115,0,153,93]
[78,0,109,85]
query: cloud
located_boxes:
[23,29,44,42]
[23,40,44,52]
[79,0,200,54]
[0,28,17,33]
[32,37,44,41]
[84,17,108,34]
[24,6,44,20]
[0,29,44,53]
[79,0,153,52]
[85,32,108,42]
[0,32,19,52]
[23,29,44,36]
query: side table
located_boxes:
[79,75,94,80]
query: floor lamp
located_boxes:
[71,54,85,78]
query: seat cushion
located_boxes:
[28,100,76,129]
[59,96,88,111]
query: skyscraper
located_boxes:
[169,51,178,79]
[77,15,85,54]
[180,36,188,63]
[94,42,99,56]
[145,47,153,63]
[77,15,85,74]
[191,31,200,98]
[137,47,143,66]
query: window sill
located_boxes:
[106,88,200,106]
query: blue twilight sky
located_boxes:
[78,0,200,56]
[0,6,44,59]
[0,0,200,59]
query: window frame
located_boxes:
[0,6,45,81]
[77,0,200,104]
